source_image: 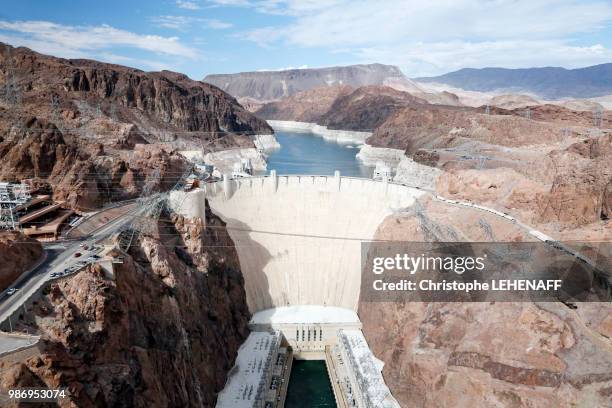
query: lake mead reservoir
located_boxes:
[264,130,374,177]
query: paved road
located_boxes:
[0,332,38,354]
[0,204,142,331]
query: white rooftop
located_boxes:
[250,305,360,325]
[339,329,400,408]
[216,330,280,408]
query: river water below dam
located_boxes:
[285,360,336,408]
[264,130,374,177]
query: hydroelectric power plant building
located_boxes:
[171,172,420,407]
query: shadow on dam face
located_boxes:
[171,175,422,313]
[224,218,275,310]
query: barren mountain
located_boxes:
[557,99,605,112]
[256,85,427,131]
[204,63,420,101]
[319,86,427,131]
[508,104,611,128]
[367,104,563,152]
[0,43,271,209]
[369,100,611,231]
[488,94,540,109]
[255,85,354,122]
[0,43,271,140]
[417,64,612,99]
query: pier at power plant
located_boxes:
[171,173,417,408]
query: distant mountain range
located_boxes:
[416,64,612,99]
[204,63,422,101]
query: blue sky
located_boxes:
[1,0,611,79]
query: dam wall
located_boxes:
[170,174,423,312]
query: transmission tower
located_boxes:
[523,107,531,120]
[0,183,30,230]
[477,155,487,170]
[593,107,603,128]
[50,94,62,131]
[2,49,19,105]
[118,164,193,251]
[561,127,572,143]
[478,218,495,241]
[109,102,117,121]
[485,104,491,115]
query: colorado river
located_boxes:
[265,130,374,177]
[285,360,337,407]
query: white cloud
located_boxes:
[232,0,612,75]
[257,64,308,71]
[206,19,233,29]
[151,15,232,30]
[356,41,612,77]
[207,0,341,15]
[237,26,283,47]
[176,0,201,10]
[0,20,199,59]
[208,0,252,6]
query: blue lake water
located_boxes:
[264,131,374,177]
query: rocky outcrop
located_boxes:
[255,85,354,123]
[0,231,43,292]
[435,133,612,230]
[508,104,611,128]
[488,94,540,110]
[557,99,605,112]
[538,134,612,226]
[0,204,250,407]
[359,198,612,408]
[0,42,271,140]
[392,155,442,189]
[361,301,612,408]
[204,63,415,101]
[318,86,426,131]
[0,117,190,210]
[257,85,426,132]
[367,104,561,152]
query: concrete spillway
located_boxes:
[172,174,423,312]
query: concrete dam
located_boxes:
[172,173,423,312]
[171,173,422,407]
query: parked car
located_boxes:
[74,252,82,258]
[6,288,19,296]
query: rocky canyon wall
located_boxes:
[0,42,272,211]
[0,231,43,292]
[0,204,250,407]
[358,198,612,408]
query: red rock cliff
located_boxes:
[0,204,250,407]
